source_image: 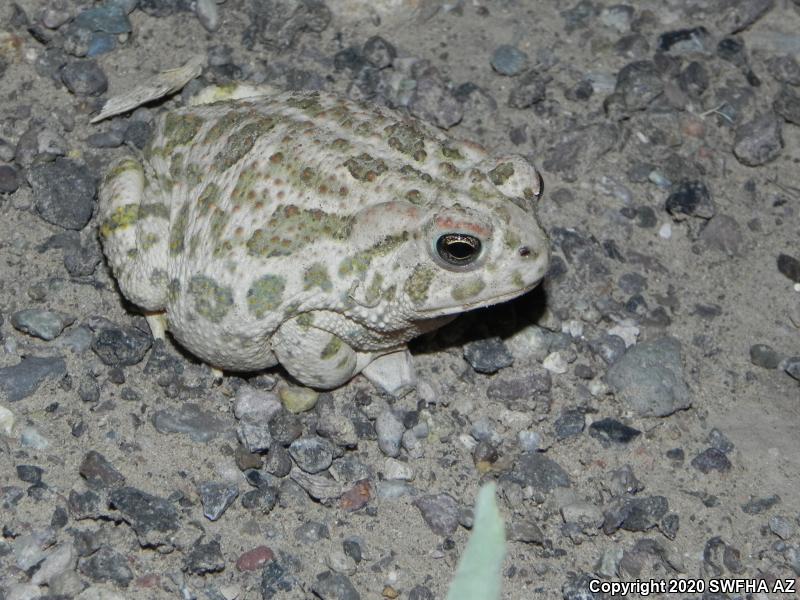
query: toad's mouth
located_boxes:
[416,278,544,318]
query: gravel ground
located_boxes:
[1,1,799,599]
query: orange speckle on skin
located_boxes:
[235,226,244,236]
[434,216,491,237]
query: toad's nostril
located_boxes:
[518,246,531,257]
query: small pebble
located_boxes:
[312,571,360,600]
[769,516,794,540]
[90,322,152,367]
[490,45,529,76]
[10,309,75,341]
[0,355,67,402]
[588,418,641,444]
[750,343,781,369]
[0,165,19,194]
[152,403,228,443]
[554,409,585,440]
[279,385,319,413]
[375,409,405,458]
[0,404,15,435]
[741,494,781,514]
[691,447,732,473]
[28,158,96,231]
[289,436,334,474]
[184,538,224,574]
[363,36,396,69]
[665,180,715,220]
[463,337,514,374]
[197,482,239,521]
[413,493,459,536]
[79,545,133,586]
[615,60,663,111]
[783,357,800,382]
[236,545,275,571]
[16,464,44,484]
[777,253,800,283]
[195,0,220,32]
[60,60,108,96]
[733,113,784,166]
[543,351,568,374]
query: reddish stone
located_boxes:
[134,573,161,588]
[236,545,275,572]
[339,478,371,512]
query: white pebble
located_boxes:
[0,404,15,436]
[543,351,568,374]
[608,321,639,347]
[20,427,49,449]
[658,222,672,239]
[383,457,414,481]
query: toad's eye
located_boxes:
[436,234,482,266]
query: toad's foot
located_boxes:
[145,312,168,340]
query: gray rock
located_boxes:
[733,113,783,166]
[741,494,780,514]
[486,370,552,402]
[79,545,133,587]
[507,520,545,544]
[777,253,800,283]
[252,0,332,51]
[375,409,405,458]
[28,158,96,230]
[615,60,663,111]
[13,529,55,570]
[562,572,603,600]
[0,355,67,402]
[750,343,781,369]
[289,436,334,474]
[491,45,529,76]
[463,337,514,374]
[153,403,229,444]
[91,322,152,366]
[237,420,273,454]
[198,481,239,520]
[589,418,641,444]
[705,429,734,454]
[508,452,571,493]
[10,309,75,340]
[409,75,463,129]
[606,337,692,417]
[0,164,19,194]
[766,55,800,85]
[603,496,669,534]
[241,486,278,512]
[74,4,132,33]
[362,36,396,69]
[60,59,108,96]
[590,334,627,364]
[108,487,180,547]
[691,447,732,473]
[184,538,224,574]
[606,464,643,497]
[508,70,548,109]
[68,489,102,519]
[124,119,153,149]
[554,409,585,440]
[263,444,293,477]
[312,571,361,600]
[408,585,434,600]
[700,214,743,256]
[717,0,774,35]
[661,513,680,540]
[665,180,715,220]
[261,559,300,598]
[413,493,459,536]
[774,85,800,125]
[63,236,103,276]
[86,130,124,148]
[31,541,77,586]
[195,0,220,31]
[79,450,125,489]
[269,411,303,446]
[769,515,794,540]
[16,464,44,484]
[784,357,800,382]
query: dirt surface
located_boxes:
[1,1,799,599]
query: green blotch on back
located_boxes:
[99,204,138,238]
[304,263,332,292]
[365,273,384,304]
[149,268,168,288]
[202,110,253,145]
[399,164,434,184]
[167,278,181,303]
[231,168,261,205]
[139,203,170,220]
[385,122,427,162]
[216,117,277,170]
[338,233,408,277]
[247,206,352,259]
[295,312,314,328]
[163,112,204,149]
[511,271,524,288]
[189,275,233,323]
[441,145,464,160]
[209,207,229,241]
[286,92,324,116]
[488,162,515,186]
[344,153,388,182]
[169,203,190,255]
[247,274,286,318]
[451,277,486,301]
[103,158,141,186]
[440,161,461,178]
[404,264,436,304]
[320,335,343,360]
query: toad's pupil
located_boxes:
[437,234,481,264]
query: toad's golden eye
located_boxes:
[436,233,482,266]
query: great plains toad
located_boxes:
[98,85,550,393]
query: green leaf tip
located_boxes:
[446,482,506,600]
